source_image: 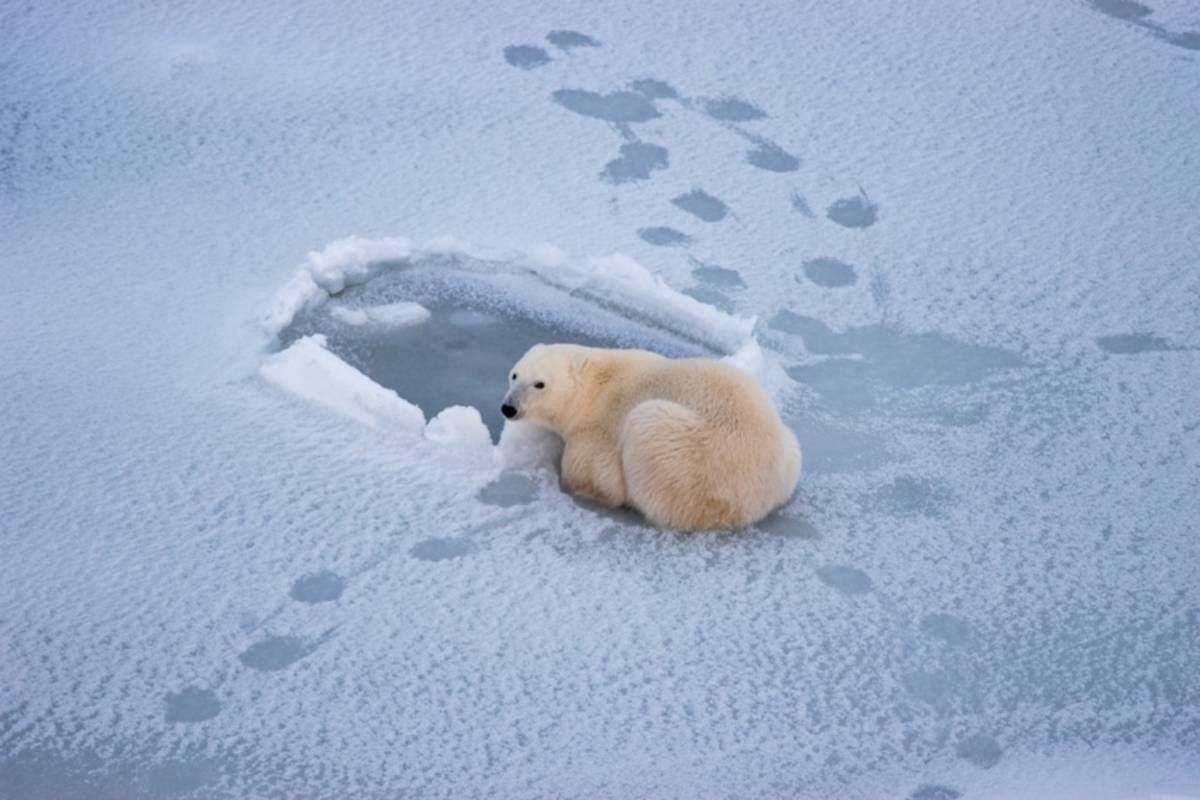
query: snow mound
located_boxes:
[425,405,492,454]
[259,334,425,433]
[330,301,431,327]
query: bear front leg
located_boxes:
[561,433,627,508]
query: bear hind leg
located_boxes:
[620,399,737,530]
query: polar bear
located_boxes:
[500,343,801,531]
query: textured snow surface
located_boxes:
[2,1,1199,798]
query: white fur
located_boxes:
[502,344,801,530]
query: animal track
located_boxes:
[163,686,221,723]
[1088,0,1200,50]
[629,78,680,99]
[908,784,963,800]
[801,257,857,288]
[638,226,692,246]
[552,89,660,124]
[919,612,971,645]
[410,537,476,561]
[690,261,745,288]
[547,30,600,50]
[745,137,800,172]
[955,733,1003,768]
[290,570,346,604]
[671,189,729,222]
[503,45,551,70]
[770,310,1023,390]
[510,37,878,258]
[477,472,538,507]
[754,512,820,539]
[826,190,878,228]
[239,634,326,672]
[682,286,733,312]
[816,565,873,595]
[601,141,668,184]
[1095,332,1183,354]
[869,476,955,517]
[702,96,768,122]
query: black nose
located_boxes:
[501,403,517,419]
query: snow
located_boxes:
[259,335,425,433]
[424,405,492,454]
[2,0,1199,798]
[330,301,431,327]
[496,419,565,472]
[261,236,415,337]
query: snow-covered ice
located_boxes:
[329,301,431,328]
[2,1,1198,798]
[260,335,425,433]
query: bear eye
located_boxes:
[511,372,517,380]
[534,381,545,389]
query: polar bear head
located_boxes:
[500,343,590,432]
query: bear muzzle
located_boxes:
[500,390,522,420]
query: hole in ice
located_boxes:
[816,564,873,595]
[163,686,221,723]
[238,635,321,672]
[477,472,538,507]
[410,537,475,561]
[290,570,345,604]
[276,253,714,441]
